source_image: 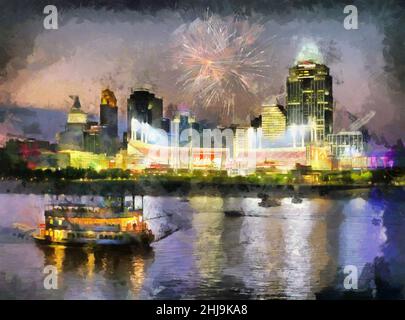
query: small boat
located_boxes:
[224,209,244,217]
[258,198,281,208]
[291,196,303,204]
[258,194,281,208]
[33,196,154,247]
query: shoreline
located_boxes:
[0,179,402,198]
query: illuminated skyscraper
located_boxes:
[100,89,118,139]
[58,96,87,150]
[173,110,196,147]
[67,95,87,125]
[177,111,195,134]
[262,103,287,140]
[286,61,333,143]
[98,89,120,155]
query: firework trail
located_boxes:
[172,14,271,114]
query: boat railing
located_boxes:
[44,205,143,218]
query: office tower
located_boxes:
[173,111,195,146]
[286,61,333,143]
[99,89,120,155]
[67,95,87,125]
[151,95,163,128]
[262,103,287,140]
[57,96,87,150]
[83,124,103,154]
[172,110,195,134]
[127,88,163,140]
[100,89,118,139]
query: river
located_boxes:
[0,188,404,299]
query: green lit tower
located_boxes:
[286,61,333,143]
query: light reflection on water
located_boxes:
[0,189,404,299]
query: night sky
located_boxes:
[0,0,404,142]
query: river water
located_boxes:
[0,188,404,299]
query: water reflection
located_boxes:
[191,196,225,287]
[38,245,154,299]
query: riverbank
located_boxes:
[0,178,402,198]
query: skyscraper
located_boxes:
[57,96,87,150]
[262,103,287,140]
[127,88,163,141]
[99,89,120,155]
[286,61,333,143]
[173,110,195,146]
[100,89,118,139]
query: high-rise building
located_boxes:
[179,112,195,134]
[286,61,333,143]
[173,111,196,146]
[99,89,119,155]
[58,93,120,156]
[83,124,103,154]
[262,103,287,140]
[57,96,87,151]
[151,95,163,128]
[127,88,163,141]
[67,95,87,125]
[100,89,118,139]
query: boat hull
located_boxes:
[33,233,153,247]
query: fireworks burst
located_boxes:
[172,14,270,114]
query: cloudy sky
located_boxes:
[0,0,404,142]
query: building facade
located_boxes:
[326,131,364,158]
[127,88,163,140]
[262,104,287,141]
[57,96,87,151]
[100,89,118,139]
[286,61,333,143]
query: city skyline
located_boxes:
[23,58,384,174]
